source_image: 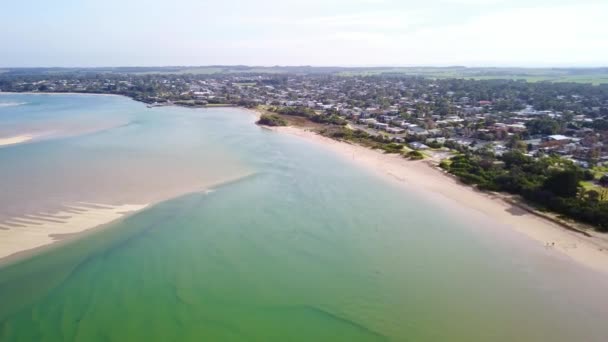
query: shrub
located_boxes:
[382,143,404,154]
[407,151,424,160]
[257,114,287,127]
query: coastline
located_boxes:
[0,91,235,109]
[0,172,254,269]
[0,203,149,268]
[0,91,125,98]
[0,94,257,269]
[269,125,608,275]
[3,94,607,274]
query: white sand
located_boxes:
[272,126,608,275]
[0,202,147,261]
[0,134,33,147]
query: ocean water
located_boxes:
[0,94,607,341]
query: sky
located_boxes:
[1,0,607,67]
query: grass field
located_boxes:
[581,166,608,196]
[463,75,608,85]
[338,67,608,84]
[4,66,608,84]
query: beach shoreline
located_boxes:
[0,95,259,269]
[3,95,607,275]
[269,125,608,275]
[0,203,149,268]
[0,172,254,269]
[0,91,126,98]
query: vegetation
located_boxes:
[407,151,425,160]
[273,106,316,117]
[317,127,429,161]
[320,127,403,151]
[526,118,563,135]
[441,151,608,231]
[256,114,287,127]
[270,106,347,126]
[381,143,404,154]
[426,140,443,149]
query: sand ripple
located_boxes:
[0,202,148,260]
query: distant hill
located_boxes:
[2,66,608,84]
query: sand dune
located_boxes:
[0,202,147,261]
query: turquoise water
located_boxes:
[0,94,607,341]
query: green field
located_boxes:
[337,67,608,84]
[3,66,608,84]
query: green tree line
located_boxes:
[441,151,608,231]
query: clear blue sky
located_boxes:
[1,0,606,67]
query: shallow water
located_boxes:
[0,93,246,220]
[0,94,607,341]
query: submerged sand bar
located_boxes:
[0,202,148,260]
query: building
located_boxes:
[386,127,405,134]
[409,142,430,150]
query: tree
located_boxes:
[591,119,608,131]
[584,190,600,202]
[599,175,608,187]
[507,135,527,152]
[526,118,562,135]
[407,151,424,160]
[501,150,531,168]
[542,169,581,198]
[257,114,287,127]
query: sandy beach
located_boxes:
[0,134,33,147]
[272,125,608,275]
[0,202,148,263]
[0,175,245,267]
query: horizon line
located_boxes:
[2,65,608,70]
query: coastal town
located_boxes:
[2,70,608,166]
[2,69,608,231]
[5,0,608,339]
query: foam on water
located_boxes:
[0,102,27,108]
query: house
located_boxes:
[407,126,428,135]
[359,118,377,125]
[547,135,572,142]
[409,142,429,150]
[523,139,542,151]
[375,123,389,130]
[386,127,405,134]
[426,137,446,144]
[427,128,442,136]
[507,123,527,132]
